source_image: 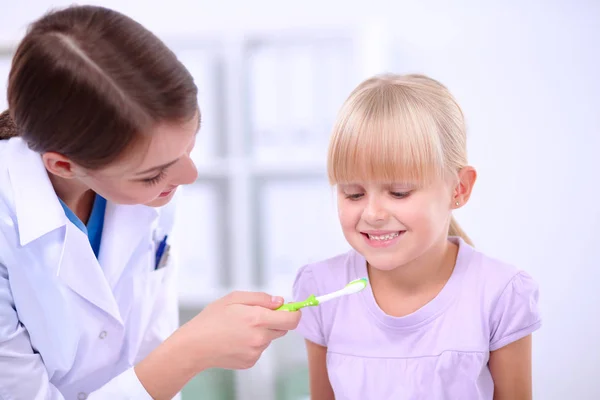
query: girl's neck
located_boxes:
[367,234,458,316]
[48,173,96,225]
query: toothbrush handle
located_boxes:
[276,294,320,311]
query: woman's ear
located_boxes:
[452,166,477,209]
[42,152,78,179]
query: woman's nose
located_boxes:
[172,156,198,186]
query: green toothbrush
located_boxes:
[277,277,368,311]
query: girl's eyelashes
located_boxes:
[390,191,411,199]
[344,191,411,200]
[345,193,364,200]
[141,168,167,186]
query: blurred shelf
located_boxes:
[243,27,356,46]
[0,42,15,55]
[250,160,326,178]
[192,158,328,180]
[194,159,232,179]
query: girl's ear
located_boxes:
[452,166,477,208]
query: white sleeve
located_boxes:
[0,260,65,400]
[0,261,157,400]
[87,368,153,399]
[0,198,182,400]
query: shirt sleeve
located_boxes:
[489,271,542,351]
[292,264,327,347]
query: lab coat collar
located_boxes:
[7,138,160,322]
[7,139,67,245]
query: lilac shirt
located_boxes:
[292,237,541,400]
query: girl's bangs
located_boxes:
[327,87,445,186]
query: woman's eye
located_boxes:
[141,169,167,186]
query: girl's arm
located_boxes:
[305,340,335,400]
[488,335,533,400]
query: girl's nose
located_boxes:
[362,197,388,224]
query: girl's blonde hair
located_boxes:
[327,73,473,246]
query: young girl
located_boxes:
[292,74,541,399]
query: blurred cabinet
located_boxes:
[170,182,227,305]
[255,178,350,291]
[175,45,225,164]
[178,308,236,399]
[272,331,312,400]
[247,38,354,164]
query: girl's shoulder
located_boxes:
[461,240,539,301]
[458,239,541,349]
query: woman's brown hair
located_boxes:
[0,5,198,169]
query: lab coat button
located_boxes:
[99,331,107,339]
[78,393,87,400]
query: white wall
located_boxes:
[383,6,600,399]
[1,1,598,399]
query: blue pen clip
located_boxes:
[155,235,169,270]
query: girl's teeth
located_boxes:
[368,232,400,241]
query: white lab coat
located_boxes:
[0,138,181,399]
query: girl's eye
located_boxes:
[345,193,364,200]
[141,169,167,186]
[390,191,410,199]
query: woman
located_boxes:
[0,5,300,400]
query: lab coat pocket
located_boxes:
[143,266,168,308]
[141,239,169,297]
[149,259,168,283]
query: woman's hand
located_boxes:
[135,291,300,399]
[183,291,301,370]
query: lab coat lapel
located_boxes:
[98,202,159,290]
[58,223,123,324]
[6,139,66,246]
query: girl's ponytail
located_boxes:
[449,216,473,246]
[0,110,18,140]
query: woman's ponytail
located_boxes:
[0,110,18,140]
